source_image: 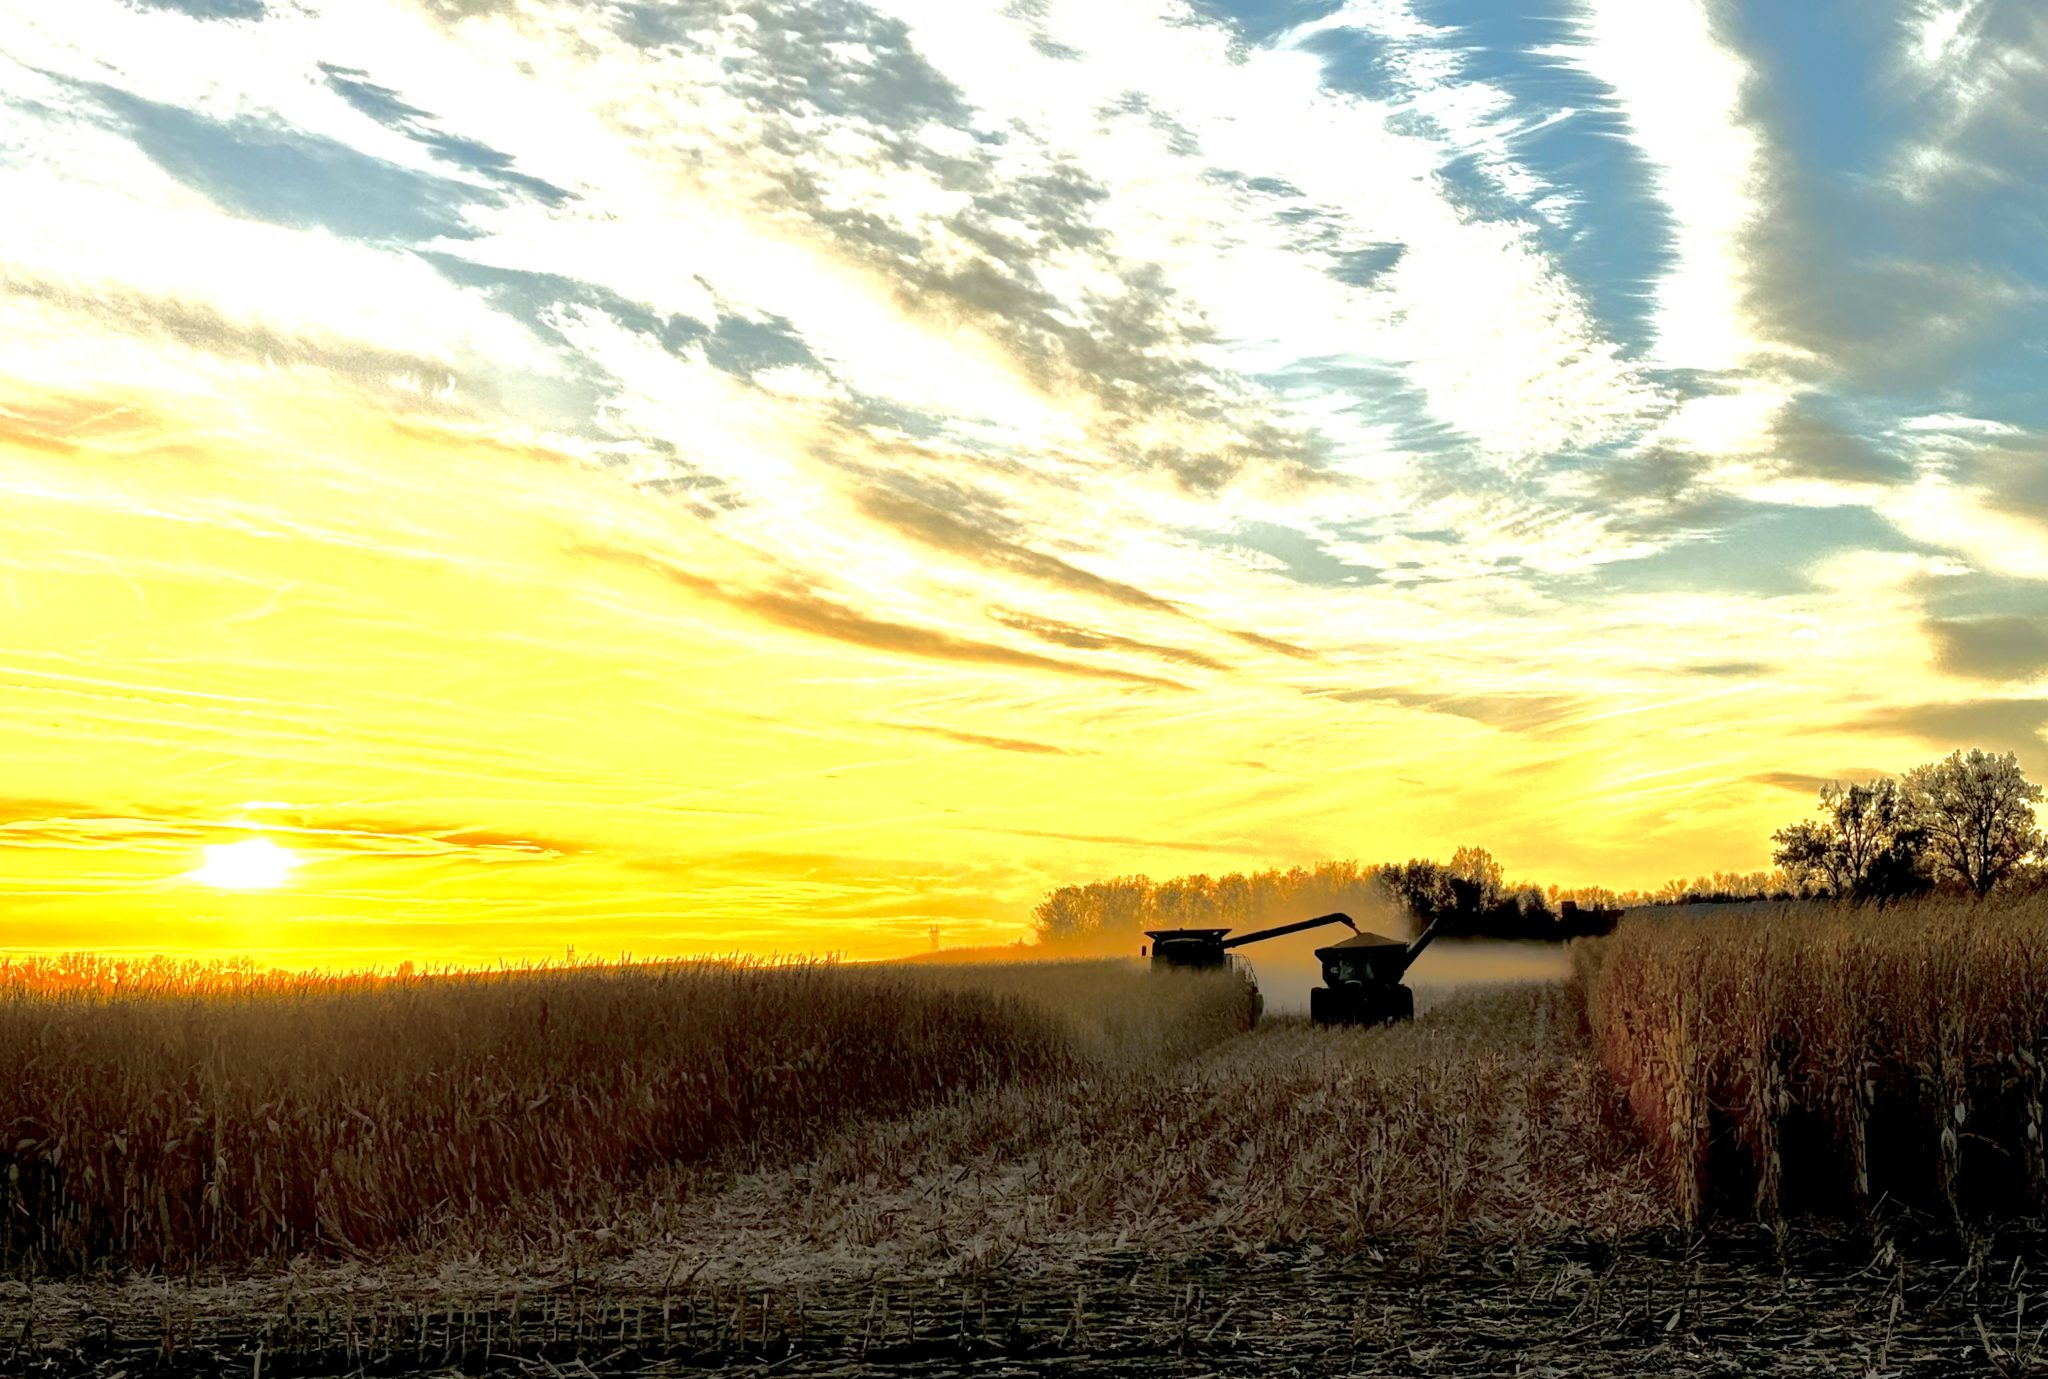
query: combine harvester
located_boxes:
[1143,911,1442,1027]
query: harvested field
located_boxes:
[13,1229,2048,1377]
[12,913,2048,1375]
[14,975,2048,1376]
[514,987,1664,1280]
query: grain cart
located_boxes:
[1308,917,1443,1026]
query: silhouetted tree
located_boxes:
[1380,859,1455,926]
[1772,778,1928,903]
[1382,848,1553,938]
[1448,845,1504,908]
[1030,885,1094,943]
[1903,749,2044,897]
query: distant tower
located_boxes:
[928,925,941,953]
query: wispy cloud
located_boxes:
[571,541,1195,690]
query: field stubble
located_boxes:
[556,984,1662,1289]
[11,977,2044,1377]
[12,909,2048,1375]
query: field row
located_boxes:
[1581,895,2048,1224]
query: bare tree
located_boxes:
[1902,749,2044,897]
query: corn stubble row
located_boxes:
[0,955,1256,1273]
[1579,894,2048,1224]
[744,985,1665,1267]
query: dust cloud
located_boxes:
[1240,935,1571,1016]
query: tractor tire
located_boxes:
[1310,985,1331,1026]
[1388,984,1415,1024]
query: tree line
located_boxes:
[1030,746,2045,948]
[1031,847,1625,949]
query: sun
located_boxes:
[191,838,299,890]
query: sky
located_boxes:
[1,0,2044,965]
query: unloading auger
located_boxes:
[1141,910,1360,972]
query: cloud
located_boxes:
[961,824,1247,855]
[1856,697,2048,764]
[1709,5,2048,386]
[1330,686,1587,735]
[1222,626,1317,661]
[253,811,584,860]
[320,64,572,207]
[882,723,1076,755]
[573,542,1192,690]
[0,798,578,864]
[601,0,1336,493]
[1547,0,1773,373]
[855,485,1316,659]
[1974,436,2048,523]
[1768,400,1912,485]
[854,486,1186,617]
[988,609,1230,672]
[0,797,130,827]
[1593,446,1717,511]
[1927,616,2048,682]
[128,0,266,18]
[4,280,465,397]
[1748,771,1834,795]
[86,81,494,243]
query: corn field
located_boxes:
[1578,894,2048,1225]
[0,955,1255,1274]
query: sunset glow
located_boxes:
[190,839,299,892]
[1,1,2043,966]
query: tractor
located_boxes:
[1308,917,1442,1026]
